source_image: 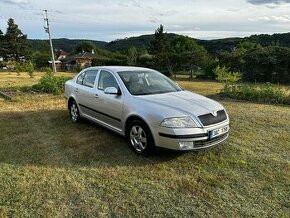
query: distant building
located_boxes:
[63,52,104,71]
[56,50,69,61]
[48,60,62,71]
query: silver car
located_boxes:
[64,66,229,155]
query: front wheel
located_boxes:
[69,100,81,123]
[127,120,155,156]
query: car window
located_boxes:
[76,72,85,85]
[118,70,182,95]
[83,70,98,88]
[98,70,119,90]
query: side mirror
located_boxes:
[104,87,120,95]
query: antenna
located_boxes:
[43,9,56,73]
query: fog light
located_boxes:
[178,141,194,150]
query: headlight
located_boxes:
[160,117,197,128]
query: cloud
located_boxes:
[249,15,290,22]
[247,0,290,5]
[3,0,29,4]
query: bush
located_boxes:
[221,83,288,104]
[29,75,71,95]
[15,61,35,78]
[214,66,241,83]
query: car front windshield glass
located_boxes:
[118,70,182,95]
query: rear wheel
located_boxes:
[69,100,81,123]
[127,120,155,155]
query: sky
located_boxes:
[0,0,290,42]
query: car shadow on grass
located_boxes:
[0,109,199,168]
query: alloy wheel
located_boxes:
[130,125,147,153]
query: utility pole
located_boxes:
[43,9,56,73]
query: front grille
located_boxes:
[194,133,228,148]
[198,110,227,126]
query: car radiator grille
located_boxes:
[198,110,227,126]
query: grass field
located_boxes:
[0,72,289,217]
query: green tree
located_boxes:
[3,18,31,61]
[33,41,51,69]
[243,46,290,83]
[149,25,171,75]
[168,36,209,74]
[127,47,138,66]
[219,41,261,73]
[214,66,241,83]
[0,29,4,57]
[75,41,96,53]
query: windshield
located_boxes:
[118,70,182,96]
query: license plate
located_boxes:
[209,125,229,139]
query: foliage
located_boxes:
[137,53,153,68]
[221,83,288,104]
[15,61,35,78]
[75,41,96,54]
[29,75,70,95]
[92,57,127,66]
[33,51,51,69]
[2,18,31,61]
[218,41,261,73]
[199,60,219,80]
[149,25,171,75]
[214,66,241,83]
[243,46,290,83]
[127,47,138,66]
[168,36,209,73]
[39,67,53,74]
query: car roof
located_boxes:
[86,66,155,73]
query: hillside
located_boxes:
[29,32,290,54]
[104,32,290,53]
[29,38,107,53]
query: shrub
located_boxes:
[221,83,288,104]
[29,75,71,95]
[15,61,35,78]
[214,66,241,83]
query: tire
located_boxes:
[127,120,155,156]
[69,100,81,123]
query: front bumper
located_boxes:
[152,120,230,151]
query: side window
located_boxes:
[83,70,98,88]
[76,72,85,85]
[98,70,119,90]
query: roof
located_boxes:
[86,66,155,73]
[74,52,98,59]
[63,52,106,63]
[48,60,62,64]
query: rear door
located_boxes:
[74,69,99,118]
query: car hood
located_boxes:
[138,90,224,117]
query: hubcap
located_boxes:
[70,103,78,122]
[130,125,147,153]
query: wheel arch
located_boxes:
[68,96,76,110]
[125,115,152,137]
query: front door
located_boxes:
[92,70,124,132]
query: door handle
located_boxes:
[75,88,79,93]
[94,93,99,98]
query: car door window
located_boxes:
[98,70,119,90]
[76,72,85,85]
[83,70,98,88]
